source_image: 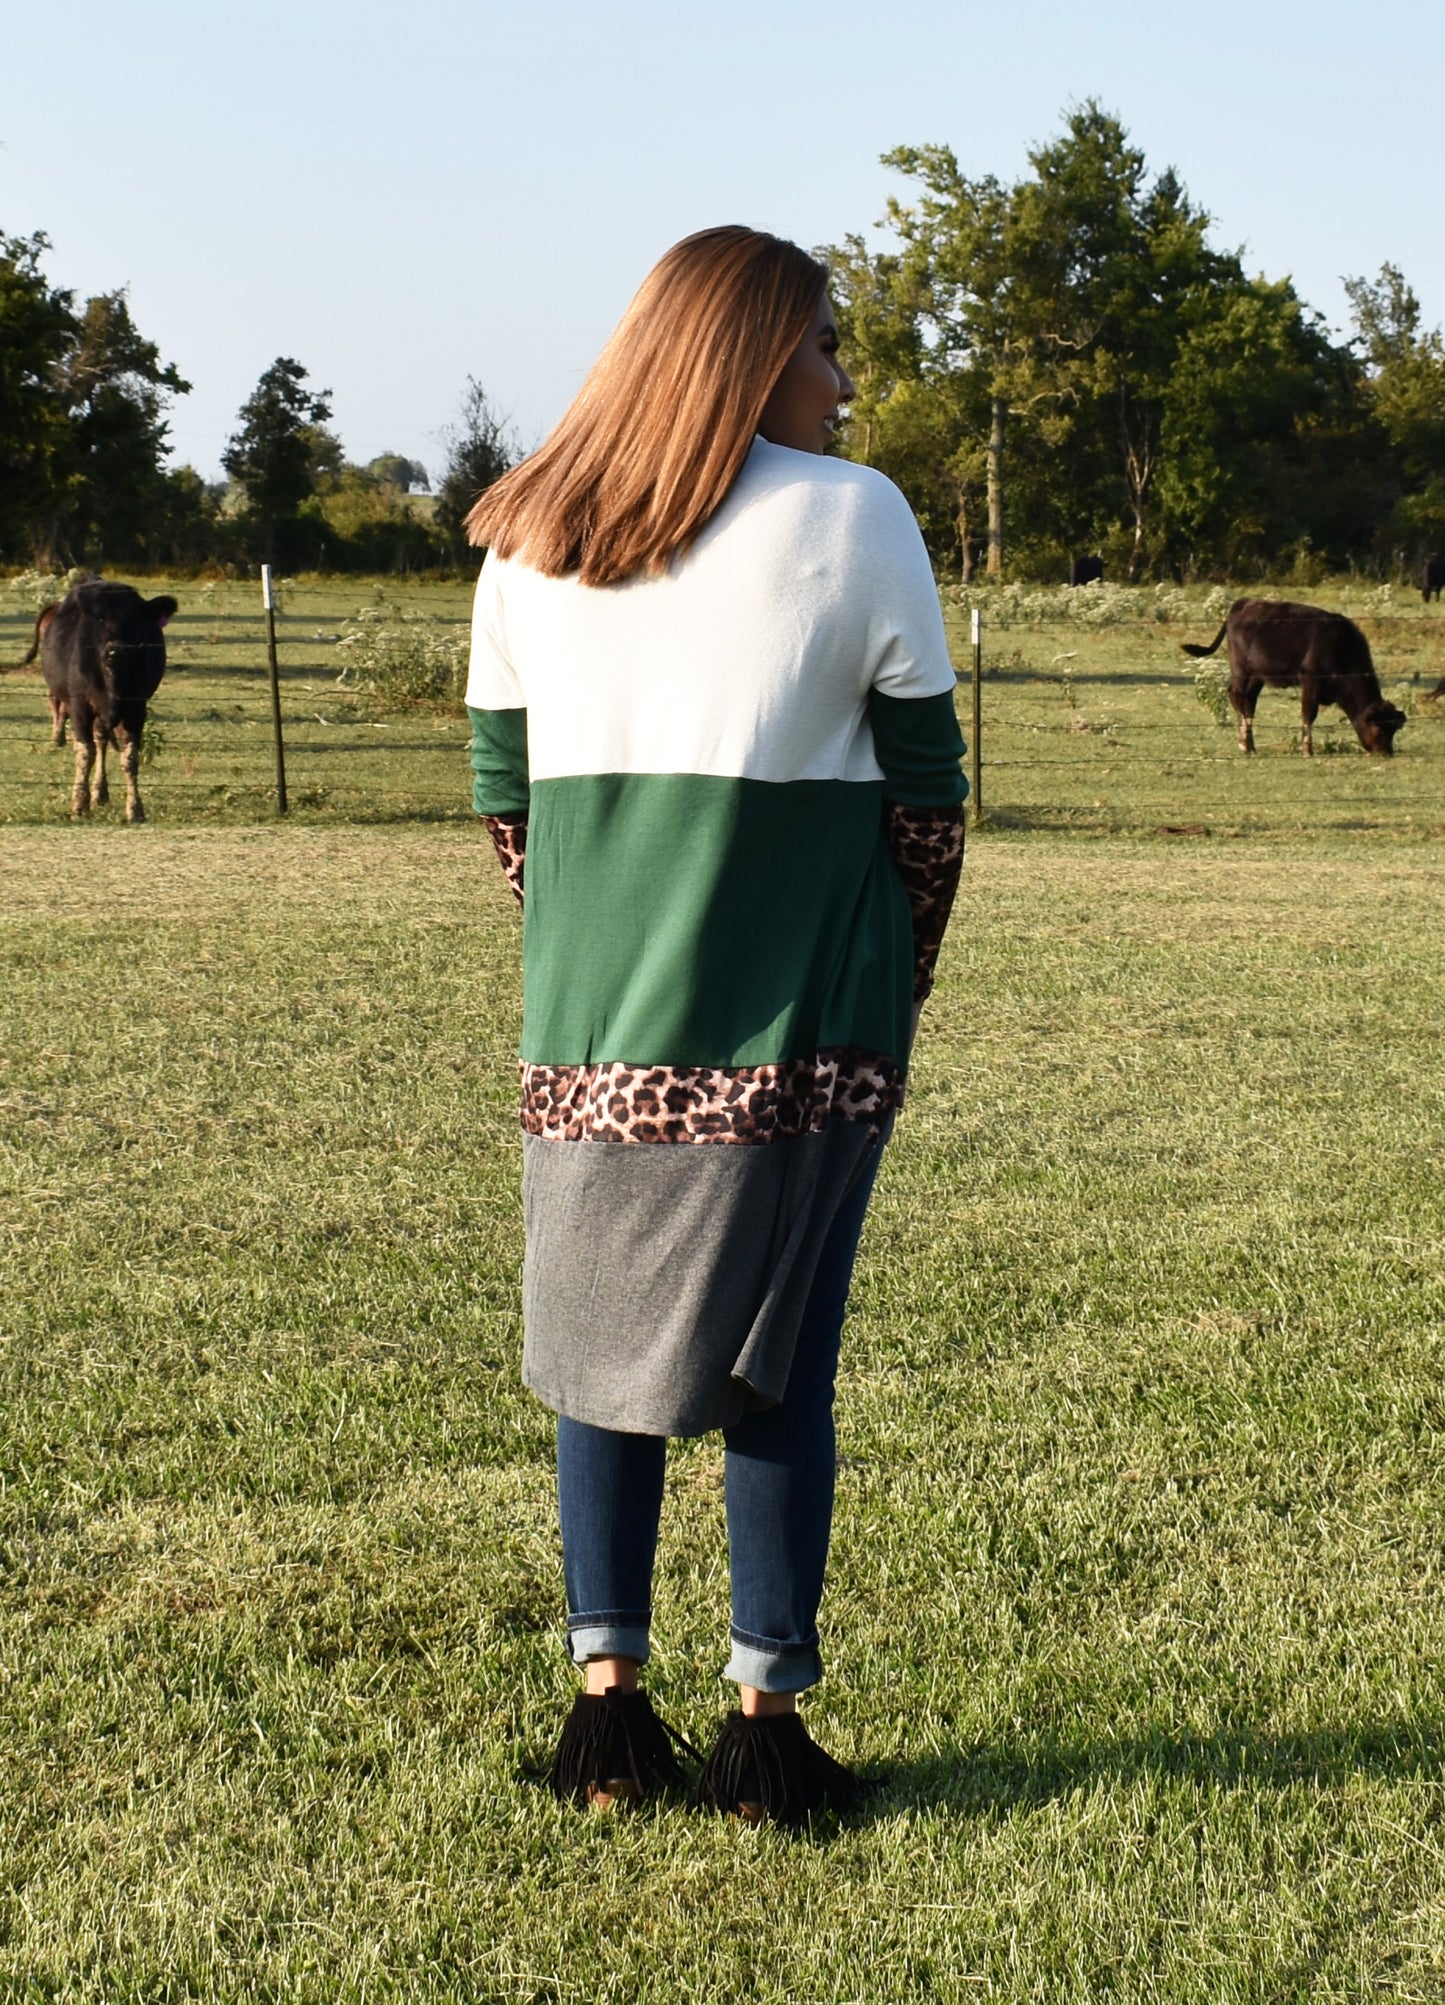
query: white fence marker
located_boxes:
[261,564,288,815]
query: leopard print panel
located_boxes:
[886,803,966,1000]
[481,811,528,905]
[521,1048,903,1144]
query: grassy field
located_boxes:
[2,572,1442,834]
[3,576,1445,1999]
[0,578,476,828]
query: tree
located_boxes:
[1154,274,1356,573]
[832,105,1379,579]
[222,357,333,563]
[150,464,224,569]
[433,379,519,565]
[301,422,346,485]
[1060,163,1225,577]
[366,452,430,493]
[824,232,989,573]
[303,459,443,572]
[53,289,191,563]
[0,229,76,562]
[876,107,1219,579]
[872,148,1013,576]
[878,115,1132,578]
[0,234,192,565]
[1344,264,1445,552]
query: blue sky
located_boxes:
[4,0,1439,482]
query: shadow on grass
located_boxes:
[511,1720,1445,1845]
[966,667,1185,688]
[872,1717,1445,1823]
[164,658,340,678]
[967,807,1162,836]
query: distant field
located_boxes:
[0,578,476,827]
[936,578,1445,841]
[3,573,1443,835]
[4,575,1445,1999]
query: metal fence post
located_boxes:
[970,606,983,823]
[261,564,288,816]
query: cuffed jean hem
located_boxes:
[723,1630,823,1694]
[566,1619,651,1669]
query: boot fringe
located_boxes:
[548,1688,692,1805]
[698,1710,868,1828]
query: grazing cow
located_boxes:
[1070,554,1104,587]
[1182,598,1406,757]
[1421,555,1445,603]
[15,576,177,820]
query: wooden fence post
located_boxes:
[970,606,983,823]
[261,564,288,816]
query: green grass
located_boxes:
[0,578,476,826]
[937,579,1445,840]
[2,572,1442,834]
[3,576,1445,1999]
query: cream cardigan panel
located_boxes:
[465,440,954,786]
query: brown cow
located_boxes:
[13,576,177,819]
[1182,598,1406,757]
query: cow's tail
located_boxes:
[1180,621,1229,660]
[4,602,58,673]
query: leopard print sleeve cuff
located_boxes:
[482,811,528,905]
[885,803,965,1001]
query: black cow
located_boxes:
[1421,555,1445,603]
[1070,554,1104,587]
[1182,598,1406,757]
[15,577,176,820]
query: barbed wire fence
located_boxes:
[2,578,1441,818]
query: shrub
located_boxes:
[333,605,468,709]
[4,566,89,611]
[1182,657,1232,726]
[952,580,1206,630]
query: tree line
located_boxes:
[4,102,1443,581]
[823,103,1445,581]
[0,232,517,574]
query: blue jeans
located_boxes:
[556,1141,883,1694]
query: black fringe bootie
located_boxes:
[547,1687,695,1809]
[697,1709,870,1828]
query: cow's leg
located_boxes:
[1300,692,1319,758]
[48,690,67,747]
[1231,680,1259,754]
[90,731,109,809]
[71,731,94,817]
[115,720,144,824]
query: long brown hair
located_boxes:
[465,226,827,588]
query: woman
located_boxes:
[465,226,966,1826]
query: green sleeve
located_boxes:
[468,705,530,816]
[868,688,968,807]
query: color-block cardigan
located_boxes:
[468,440,966,1434]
